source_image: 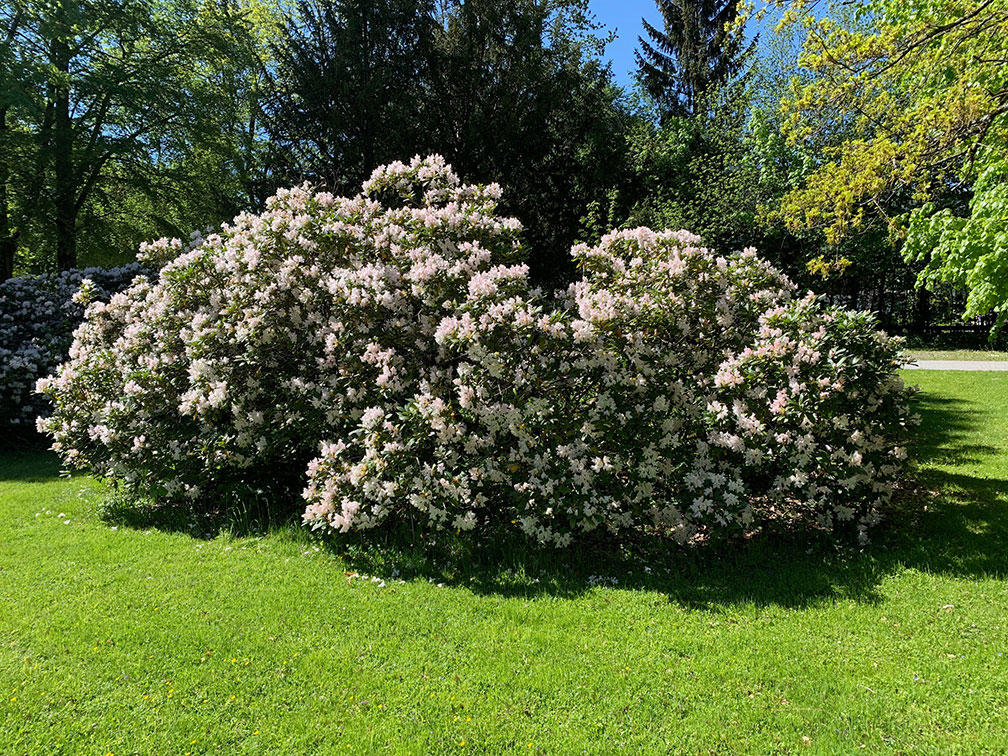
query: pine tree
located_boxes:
[635,0,752,120]
[265,0,438,194]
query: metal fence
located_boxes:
[822,285,1005,348]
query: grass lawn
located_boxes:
[904,349,1008,362]
[1,371,1007,754]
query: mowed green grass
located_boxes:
[905,349,1008,362]
[1,372,1007,755]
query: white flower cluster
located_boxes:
[0,264,145,426]
[37,156,917,544]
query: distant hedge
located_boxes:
[0,264,146,428]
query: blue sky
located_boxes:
[587,0,664,88]
[588,0,772,89]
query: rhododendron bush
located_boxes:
[0,265,145,428]
[38,156,917,545]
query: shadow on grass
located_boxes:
[885,386,1008,582]
[911,388,998,466]
[94,386,1007,609]
[98,490,304,541]
[0,447,63,483]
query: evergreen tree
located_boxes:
[265,0,626,285]
[635,0,752,120]
[265,0,438,194]
[429,0,627,284]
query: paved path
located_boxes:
[904,360,1008,371]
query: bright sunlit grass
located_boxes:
[1,370,1006,753]
[905,349,1008,362]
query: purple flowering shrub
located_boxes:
[0,264,145,428]
[39,156,917,543]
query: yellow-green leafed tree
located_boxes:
[778,0,1008,332]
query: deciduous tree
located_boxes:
[777,0,1008,332]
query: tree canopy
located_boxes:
[777,0,1008,331]
[0,0,271,275]
[3,0,1004,339]
[636,0,753,119]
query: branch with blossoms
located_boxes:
[37,155,918,547]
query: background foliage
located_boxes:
[2,0,1006,337]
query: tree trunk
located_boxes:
[0,105,14,281]
[913,286,932,337]
[51,30,77,271]
[0,236,15,282]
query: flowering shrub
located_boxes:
[304,226,915,545]
[39,156,917,545]
[0,264,145,428]
[707,296,915,541]
[38,156,524,508]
